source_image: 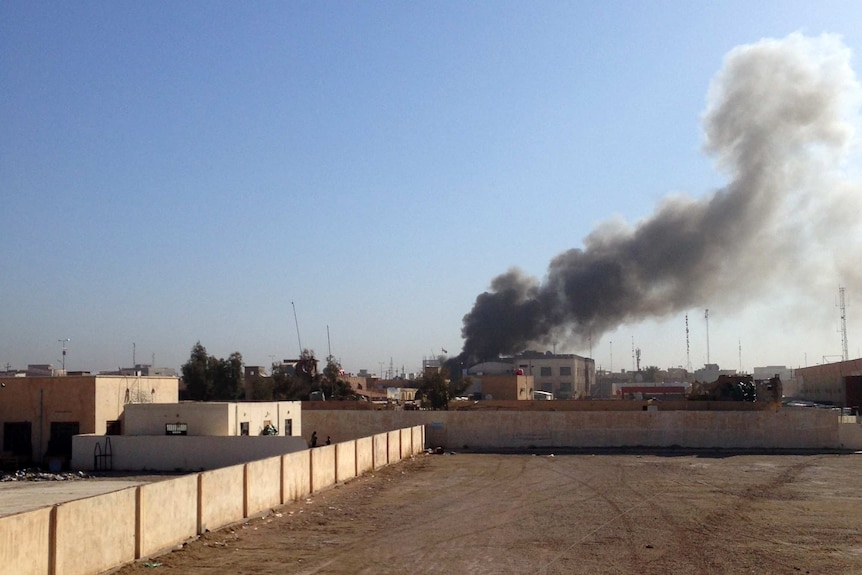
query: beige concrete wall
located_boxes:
[72,434,308,471]
[282,449,311,502]
[245,456,283,516]
[387,430,401,463]
[124,401,301,437]
[304,409,844,450]
[4,427,419,575]
[373,432,388,469]
[125,402,231,436]
[356,436,374,475]
[232,402,302,436]
[336,440,357,483]
[839,418,862,450]
[310,444,336,492]
[400,427,412,458]
[54,487,137,575]
[0,507,51,575]
[199,464,245,532]
[412,425,425,455]
[137,474,198,558]
[95,376,179,434]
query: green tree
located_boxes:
[181,342,211,400]
[212,351,244,400]
[416,368,454,410]
[271,350,317,400]
[643,366,661,383]
[181,343,244,401]
[249,368,274,400]
[321,356,353,400]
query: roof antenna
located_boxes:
[292,301,303,355]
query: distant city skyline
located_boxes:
[2,3,862,376]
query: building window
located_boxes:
[540,367,552,377]
[240,422,250,436]
[284,418,293,436]
[560,367,572,376]
[105,420,121,435]
[166,423,187,436]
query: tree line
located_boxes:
[180,342,352,402]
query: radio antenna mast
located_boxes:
[685,314,691,372]
[839,287,849,362]
[291,301,303,356]
[705,309,710,365]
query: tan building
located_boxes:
[0,374,178,467]
[514,352,595,399]
[73,400,305,472]
[472,374,533,401]
[795,359,862,408]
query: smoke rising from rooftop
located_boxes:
[460,33,862,362]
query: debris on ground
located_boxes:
[1,469,90,482]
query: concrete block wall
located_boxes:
[0,507,51,575]
[310,444,336,492]
[282,449,311,502]
[304,409,853,451]
[356,436,374,475]
[245,456,283,517]
[199,463,245,533]
[137,474,198,559]
[0,425,424,575]
[71,435,309,472]
[839,417,862,449]
[336,440,357,483]
[373,432,388,469]
[387,430,401,463]
[54,488,137,575]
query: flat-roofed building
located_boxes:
[0,374,178,467]
[514,352,595,399]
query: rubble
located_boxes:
[1,468,90,482]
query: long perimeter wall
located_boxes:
[0,425,425,575]
[304,409,862,451]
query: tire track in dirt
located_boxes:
[531,456,669,575]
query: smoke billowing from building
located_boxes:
[461,33,862,363]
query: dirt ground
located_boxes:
[112,451,862,575]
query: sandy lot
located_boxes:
[112,451,862,575]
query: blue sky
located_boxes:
[3,2,862,376]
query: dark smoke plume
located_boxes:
[461,33,862,363]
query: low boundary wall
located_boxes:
[303,409,862,451]
[70,435,309,472]
[1,425,425,575]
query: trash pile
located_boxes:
[1,469,90,482]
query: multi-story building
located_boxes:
[513,352,595,399]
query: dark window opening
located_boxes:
[3,422,32,460]
[240,422,250,436]
[105,420,122,435]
